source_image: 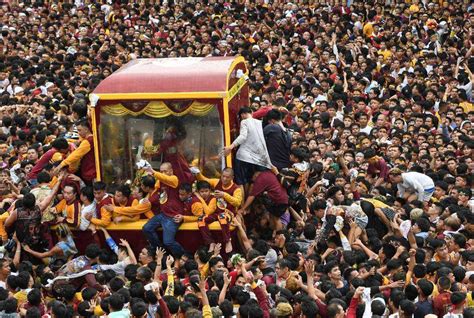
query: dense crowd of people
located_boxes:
[0,0,474,317]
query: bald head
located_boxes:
[222,167,234,176]
[221,167,234,186]
[160,162,173,176]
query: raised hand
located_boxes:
[198,276,206,291]
[87,299,97,313]
[119,239,130,247]
[166,255,174,269]
[354,286,365,298]
[156,247,166,262]
[213,243,222,256]
[304,260,315,276]
[223,271,231,286]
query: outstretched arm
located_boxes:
[38,175,64,212]
[121,238,137,265]
[196,173,219,188]
[289,206,304,223]
[219,272,231,304]
[222,120,249,157]
[199,277,212,318]
[231,120,249,148]
[239,195,255,212]
[58,138,91,170]
[152,170,178,188]
[23,244,62,260]
[112,201,152,216]
[352,238,378,259]
[232,217,252,253]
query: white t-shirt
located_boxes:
[0,78,9,92]
[79,202,96,231]
[360,125,372,135]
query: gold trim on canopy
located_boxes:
[227,74,248,101]
[102,101,215,118]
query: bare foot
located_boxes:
[208,243,216,253]
[225,241,233,254]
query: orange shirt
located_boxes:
[55,199,81,228]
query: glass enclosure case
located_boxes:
[99,103,224,185]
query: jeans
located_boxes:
[143,214,185,257]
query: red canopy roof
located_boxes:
[93,57,241,95]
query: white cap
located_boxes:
[67,47,77,55]
[14,87,24,95]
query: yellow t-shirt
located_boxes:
[378,49,392,61]
[14,290,28,306]
[467,292,474,307]
[363,22,374,37]
[363,198,389,209]
[432,282,439,297]
[459,101,473,113]
[409,4,420,12]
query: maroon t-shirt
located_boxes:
[27,148,56,180]
[250,171,288,205]
[367,157,389,180]
[433,291,452,317]
[160,183,184,218]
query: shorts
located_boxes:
[234,159,267,185]
[260,195,288,217]
[354,215,368,229]
[422,187,435,202]
[381,207,396,221]
[266,203,288,217]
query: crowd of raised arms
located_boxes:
[0,0,474,317]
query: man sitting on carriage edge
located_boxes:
[142,163,187,257]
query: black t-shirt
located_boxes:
[263,124,291,171]
[414,299,433,318]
